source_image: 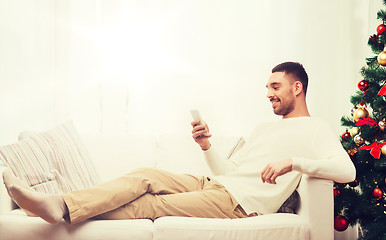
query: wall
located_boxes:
[0,0,378,145]
[0,0,55,144]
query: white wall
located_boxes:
[0,0,55,144]
[0,0,379,145]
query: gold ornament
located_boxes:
[378,46,386,66]
[382,144,386,155]
[350,127,360,137]
[353,107,369,121]
[379,119,385,130]
[351,107,356,116]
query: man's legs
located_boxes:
[62,168,216,224]
[93,177,248,221]
[4,168,249,224]
[3,168,206,224]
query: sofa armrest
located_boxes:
[297,175,333,240]
[0,165,13,215]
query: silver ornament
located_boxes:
[354,135,363,144]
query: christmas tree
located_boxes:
[334,1,386,240]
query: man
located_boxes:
[2,62,356,225]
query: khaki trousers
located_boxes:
[62,168,250,224]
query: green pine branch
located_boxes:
[350,91,365,106]
[362,67,386,83]
[368,43,384,55]
[378,9,386,22]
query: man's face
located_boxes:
[266,72,296,117]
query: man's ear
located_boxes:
[293,81,303,96]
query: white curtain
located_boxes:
[0,0,380,145]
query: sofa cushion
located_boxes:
[154,215,309,240]
[277,190,299,214]
[0,210,154,240]
[0,121,100,194]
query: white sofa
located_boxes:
[0,133,335,240]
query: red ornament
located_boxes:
[358,80,369,92]
[372,187,384,200]
[334,215,349,231]
[341,130,351,141]
[334,187,341,197]
[377,24,386,35]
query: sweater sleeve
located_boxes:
[203,147,238,176]
[292,122,356,183]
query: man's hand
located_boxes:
[191,120,212,151]
[261,158,293,184]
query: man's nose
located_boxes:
[266,89,273,99]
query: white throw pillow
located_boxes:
[0,121,100,194]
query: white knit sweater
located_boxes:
[204,117,356,215]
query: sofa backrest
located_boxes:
[81,133,240,182]
[155,134,240,176]
[81,133,158,182]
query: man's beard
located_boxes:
[273,94,295,116]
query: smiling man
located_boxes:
[3,62,356,225]
[260,62,312,184]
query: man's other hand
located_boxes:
[261,158,293,184]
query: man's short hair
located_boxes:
[272,62,308,95]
